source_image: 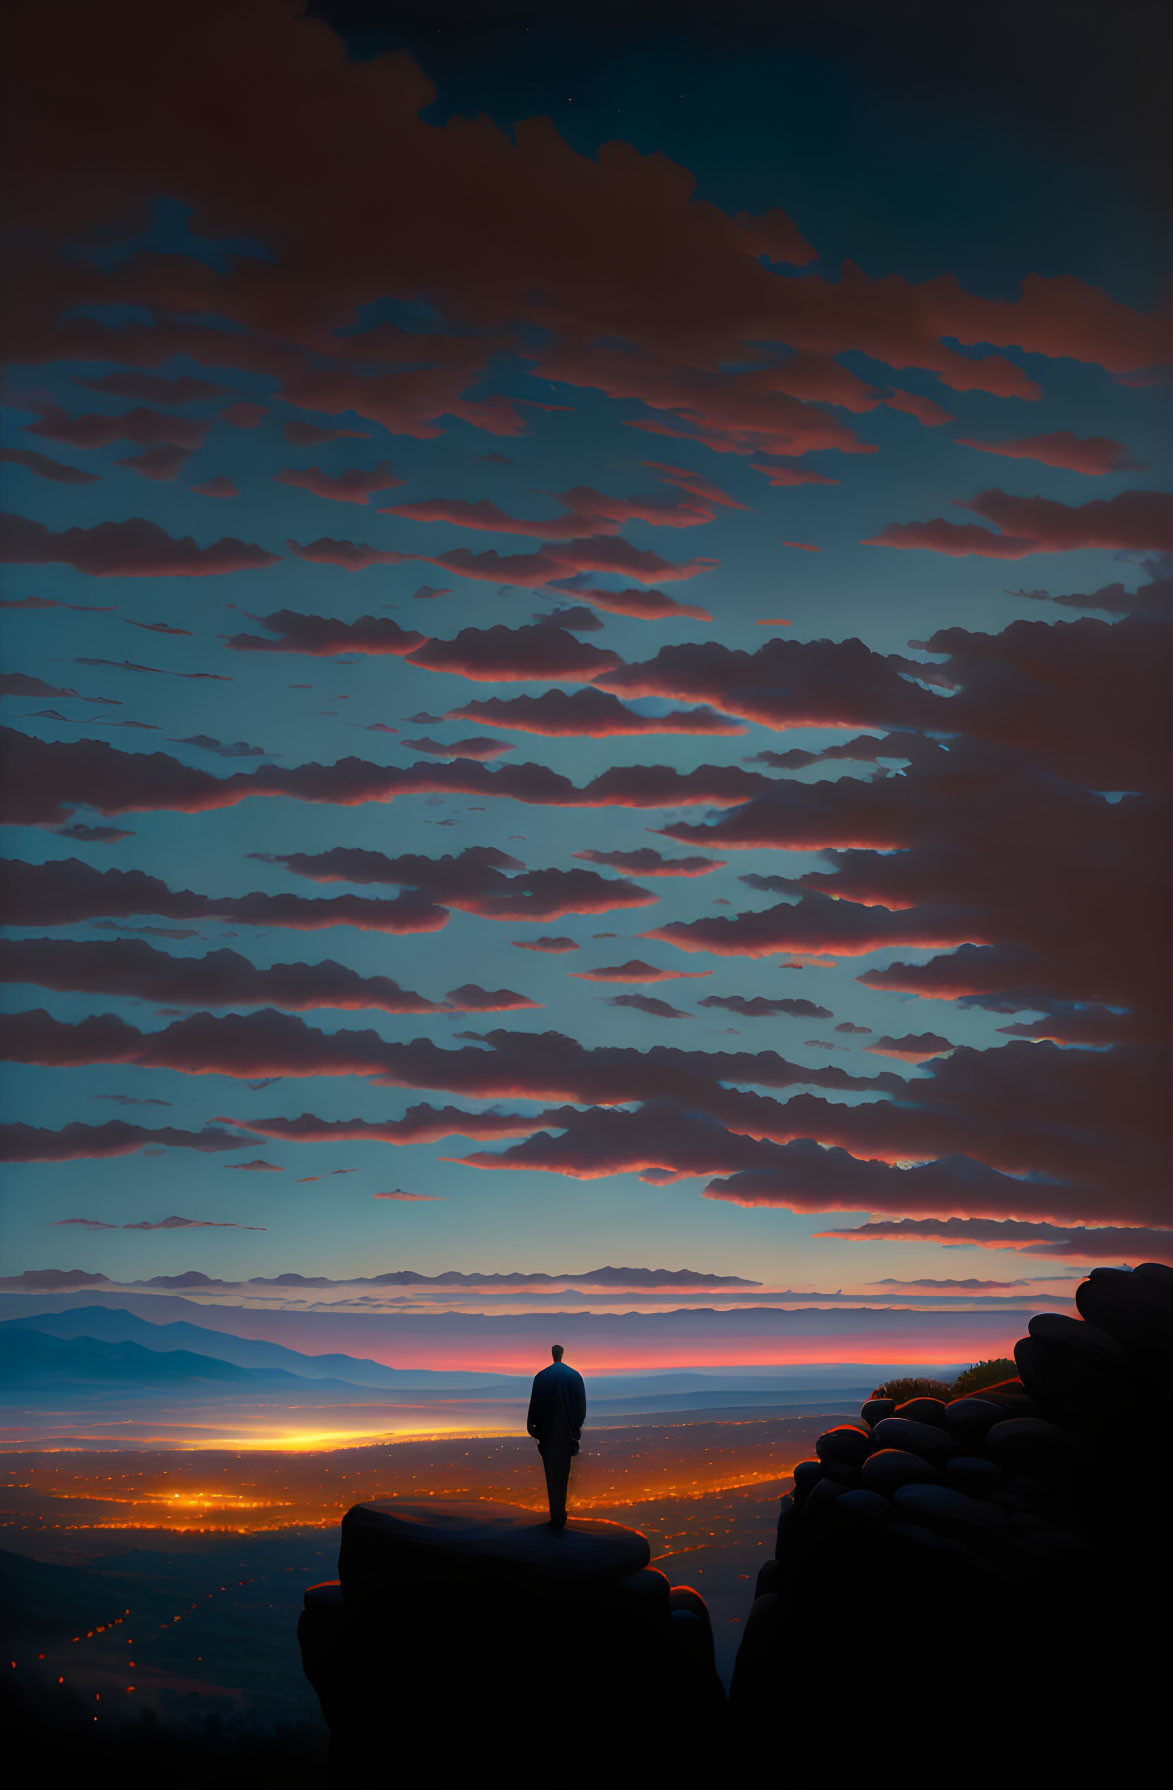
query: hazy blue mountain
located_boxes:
[0,1306,524,1391]
[0,1327,419,1401]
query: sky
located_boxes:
[0,0,1169,1363]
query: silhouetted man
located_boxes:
[526,1344,586,1528]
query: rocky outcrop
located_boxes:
[729,1263,1173,1784]
[299,1266,1171,1785]
[299,1501,723,1785]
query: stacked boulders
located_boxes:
[299,1501,724,1786]
[730,1264,1173,1785]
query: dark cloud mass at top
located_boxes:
[0,0,1168,1296]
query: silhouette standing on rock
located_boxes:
[526,1343,587,1528]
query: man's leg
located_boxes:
[542,1446,572,1525]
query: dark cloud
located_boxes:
[426,535,717,591]
[171,734,269,759]
[383,486,709,539]
[255,843,655,921]
[4,1011,887,1110]
[405,618,620,683]
[813,1216,1173,1261]
[54,823,133,841]
[0,859,449,934]
[573,848,724,876]
[955,432,1139,476]
[644,888,981,959]
[0,725,767,828]
[223,608,424,657]
[703,1138,1078,1212]
[697,995,833,1018]
[1,672,114,702]
[444,983,541,1011]
[117,443,193,481]
[276,462,402,503]
[0,447,98,483]
[56,1214,265,1229]
[866,1032,956,1061]
[282,420,372,445]
[94,1093,171,1107]
[0,936,458,1013]
[512,936,578,953]
[287,537,411,569]
[446,689,742,736]
[26,405,209,450]
[543,579,711,622]
[401,735,513,759]
[604,993,690,1019]
[0,1120,255,1162]
[74,372,230,404]
[572,960,711,983]
[225,1105,584,1147]
[0,513,278,576]
[0,1269,113,1291]
[867,488,1173,557]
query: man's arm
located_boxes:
[571,1371,586,1436]
[526,1375,541,1439]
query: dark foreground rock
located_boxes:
[299,1501,723,1786]
[299,1265,1171,1786]
[728,1264,1173,1785]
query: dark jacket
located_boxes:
[526,1361,587,1454]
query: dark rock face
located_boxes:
[891,1396,950,1428]
[299,1501,723,1785]
[814,1422,873,1468]
[299,1268,1172,1787]
[860,1447,943,1492]
[729,1265,1173,1786]
[871,1415,961,1461]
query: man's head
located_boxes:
[551,1343,564,1361]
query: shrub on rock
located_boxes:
[950,1357,1017,1397]
[870,1374,953,1402]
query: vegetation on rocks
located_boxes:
[949,1358,1018,1397]
[869,1375,953,1402]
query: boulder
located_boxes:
[944,1455,1006,1497]
[871,1415,961,1461]
[1075,1266,1173,1358]
[984,1417,1085,1477]
[860,1448,943,1493]
[339,1499,650,1605]
[791,1458,825,1508]
[1014,1335,1118,1434]
[1028,1310,1129,1368]
[804,1473,851,1517]
[943,1397,1007,1445]
[891,1482,1009,1545]
[755,1558,781,1599]
[886,1520,970,1559]
[892,1396,950,1428]
[815,1423,874,1468]
[830,1488,893,1526]
[860,1396,895,1427]
[305,1501,722,1785]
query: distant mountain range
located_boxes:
[0,1306,969,1417]
[1,1305,519,1390]
[0,1325,394,1401]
